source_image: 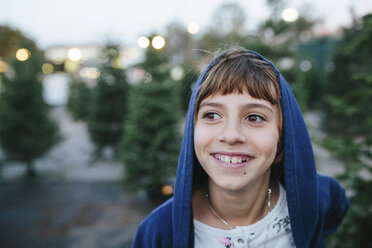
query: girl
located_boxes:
[132,47,349,248]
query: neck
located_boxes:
[206,173,277,228]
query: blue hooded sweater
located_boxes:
[132,49,349,248]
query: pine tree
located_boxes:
[176,60,199,113]
[119,40,180,202]
[0,38,60,177]
[0,25,24,58]
[199,1,319,110]
[87,44,129,158]
[322,14,372,247]
[67,77,93,121]
[250,2,318,110]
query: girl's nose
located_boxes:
[218,121,246,144]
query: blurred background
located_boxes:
[0,0,371,247]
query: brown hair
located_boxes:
[195,46,283,165]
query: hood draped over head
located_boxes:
[172,48,318,247]
[132,47,348,248]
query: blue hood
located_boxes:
[171,50,347,247]
[131,49,348,248]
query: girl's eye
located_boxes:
[203,112,221,120]
[246,114,265,123]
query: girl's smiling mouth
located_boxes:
[212,153,254,168]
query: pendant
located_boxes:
[221,236,234,248]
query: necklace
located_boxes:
[206,188,272,248]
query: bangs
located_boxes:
[195,50,281,114]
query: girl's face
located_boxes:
[194,92,279,192]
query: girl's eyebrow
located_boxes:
[199,101,274,114]
[199,102,222,109]
[243,103,274,114]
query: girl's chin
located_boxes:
[211,177,253,191]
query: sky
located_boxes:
[0,0,371,48]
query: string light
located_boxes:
[281,8,299,22]
[161,185,174,196]
[68,48,82,61]
[187,22,199,34]
[42,63,54,74]
[137,36,150,48]
[0,60,8,73]
[152,36,166,49]
[16,48,30,61]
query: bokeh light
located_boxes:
[325,61,336,72]
[68,48,82,61]
[133,68,145,80]
[137,36,150,48]
[171,66,184,81]
[143,72,152,83]
[0,60,8,73]
[187,22,199,34]
[111,57,123,69]
[152,36,166,49]
[161,185,174,196]
[16,48,30,61]
[300,60,312,72]
[41,63,54,74]
[281,8,299,22]
[277,58,295,70]
[64,60,79,72]
[79,67,100,79]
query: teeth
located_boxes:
[216,155,249,164]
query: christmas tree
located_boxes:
[176,60,199,113]
[67,76,93,121]
[0,37,60,177]
[198,1,320,110]
[322,14,372,247]
[119,38,180,202]
[87,44,129,158]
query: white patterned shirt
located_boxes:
[194,183,296,248]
